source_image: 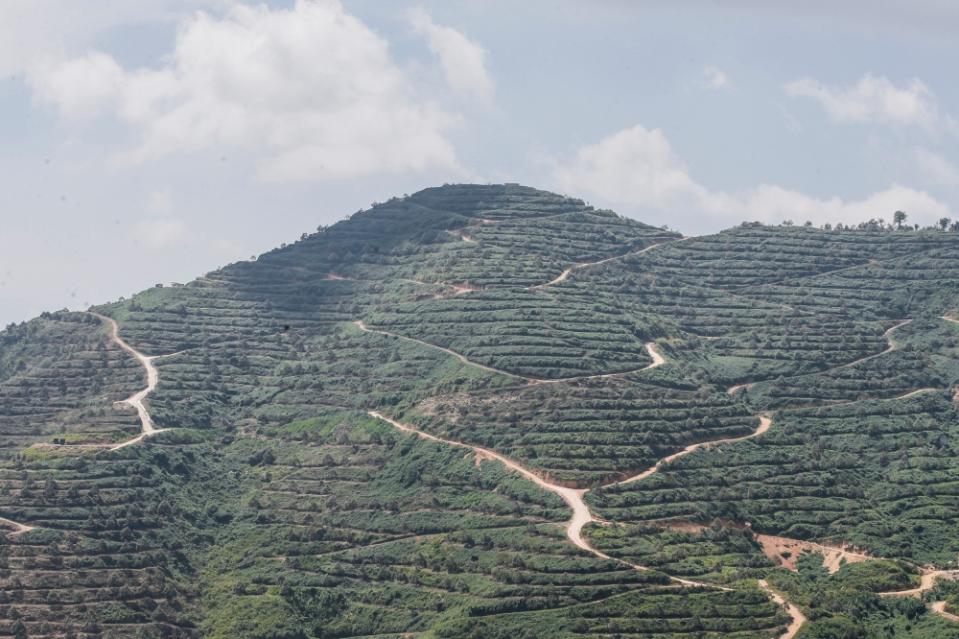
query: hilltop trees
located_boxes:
[894,210,908,229]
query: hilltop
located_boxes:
[2,184,959,638]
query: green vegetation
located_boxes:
[409,378,759,486]
[764,554,959,638]
[2,184,959,637]
[0,312,142,453]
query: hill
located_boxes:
[2,183,959,638]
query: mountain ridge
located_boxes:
[3,183,959,638]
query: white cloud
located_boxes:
[552,125,704,207]
[914,147,959,186]
[0,0,226,77]
[30,52,126,119]
[784,74,947,130]
[28,0,462,182]
[703,65,729,90]
[706,183,948,226]
[131,218,189,251]
[552,123,949,227]
[409,7,494,104]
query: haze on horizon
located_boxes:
[3,0,959,326]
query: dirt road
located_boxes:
[355,320,526,380]
[727,382,753,395]
[0,516,34,536]
[835,319,912,369]
[91,313,170,450]
[645,342,666,368]
[367,410,718,590]
[368,411,597,550]
[932,601,959,623]
[758,580,806,639]
[449,229,477,244]
[726,319,914,395]
[532,238,683,290]
[355,320,666,383]
[356,303,950,638]
[880,569,959,598]
[616,414,772,486]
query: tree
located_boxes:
[894,210,907,228]
[940,217,952,231]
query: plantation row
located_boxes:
[0,313,142,454]
[741,247,959,320]
[366,288,661,380]
[408,378,762,486]
[626,224,959,290]
[0,447,206,638]
[590,393,959,565]
[3,184,959,637]
[177,412,790,638]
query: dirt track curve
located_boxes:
[91,312,171,450]
[367,411,721,591]
[0,516,34,536]
[616,415,772,486]
[532,238,685,290]
[758,580,807,639]
[932,601,959,623]
[354,320,666,384]
[363,306,959,636]
[880,568,959,598]
[727,318,914,396]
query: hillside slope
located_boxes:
[2,184,959,638]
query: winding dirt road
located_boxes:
[616,414,772,486]
[880,569,959,598]
[759,580,807,639]
[835,319,912,370]
[367,410,719,590]
[354,320,666,384]
[0,313,173,534]
[358,296,954,636]
[932,601,959,623]
[367,411,593,550]
[355,320,527,380]
[91,313,170,450]
[725,318,914,396]
[529,341,666,384]
[532,238,684,290]
[645,342,666,368]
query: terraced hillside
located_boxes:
[2,184,959,638]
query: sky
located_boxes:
[3,0,959,326]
